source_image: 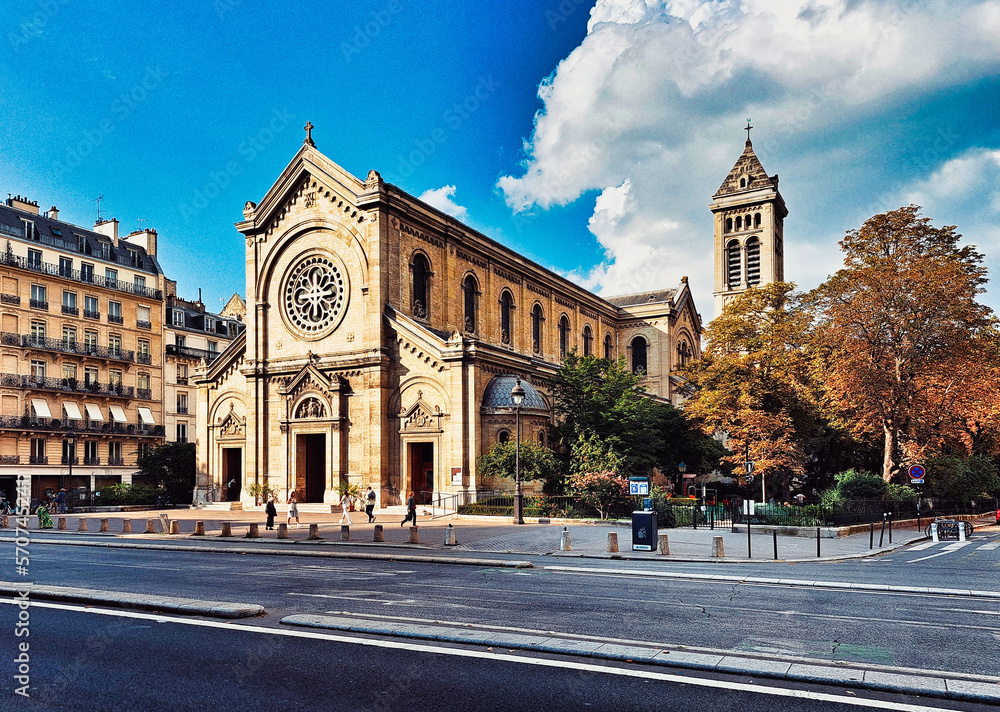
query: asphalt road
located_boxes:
[0,527,997,710]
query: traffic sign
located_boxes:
[743,461,755,474]
[907,464,925,480]
[910,478,924,484]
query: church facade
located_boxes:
[194,134,703,507]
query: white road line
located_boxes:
[906,551,951,564]
[0,599,963,712]
[907,542,937,551]
[942,542,971,551]
[977,542,1000,550]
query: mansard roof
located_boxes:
[605,289,678,308]
[714,140,779,198]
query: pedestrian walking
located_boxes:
[56,488,67,514]
[401,491,416,527]
[287,490,301,528]
[265,496,277,530]
[365,486,377,523]
[339,491,352,525]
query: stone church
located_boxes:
[194,128,780,508]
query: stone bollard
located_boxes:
[307,523,320,540]
[78,518,88,532]
[657,534,670,556]
[373,524,384,542]
[277,523,288,539]
[58,517,67,530]
[408,525,419,544]
[931,522,939,543]
[145,519,156,534]
[100,518,109,532]
[341,525,350,541]
[193,521,205,536]
[606,531,619,553]
[220,522,232,537]
[559,527,572,551]
[170,521,180,535]
[712,535,725,558]
[246,523,259,538]
[444,523,457,546]
[122,519,132,534]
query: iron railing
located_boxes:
[0,251,162,300]
[14,333,134,362]
[9,373,135,397]
[166,344,221,362]
[0,416,164,436]
[61,305,79,316]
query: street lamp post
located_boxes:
[678,461,687,496]
[63,430,76,501]
[511,378,525,525]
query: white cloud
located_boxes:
[498,0,1000,315]
[417,185,469,221]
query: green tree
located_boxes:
[924,455,1000,502]
[476,440,564,493]
[136,442,195,504]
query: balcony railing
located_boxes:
[137,320,151,330]
[84,309,100,320]
[0,455,19,464]
[176,405,189,414]
[176,377,189,385]
[83,456,100,465]
[166,344,221,362]
[0,416,164,437]
[108,313,124,325]
[61,305,79,316]
[14,333,135,362]
[107,457,125,466]
[60,456,79,465]
[30,299,48,310]
[9,373,136,398]
[1,293,20,306]
[137,353,152,365]
[0,251,162,300]
[137,388,151,399]
[29,455,48,464]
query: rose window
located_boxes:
[282,255,347,336]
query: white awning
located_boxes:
[63,402,83,420]
[31,398,51,418]
[137,407,155,425]
[84,403,104,421]
[109,404,128,423]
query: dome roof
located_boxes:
[481,374,548,412]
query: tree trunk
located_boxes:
[882,421,898,483]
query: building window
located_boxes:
[558,316,570,359]
[62,363,77,382]
[137,339,150,364]
[108,369,122,387]
[137,305,151,328]
[80,263,94,283]
[30,438,46,464]
[176,422,188,443]
[172,309,184,326]
[725,217,733,233]
[176,364,188,385]
[604,334,613,360]
[134,275,146,290]
[30,284,47,310]
[84,367,98,386]
[177,392,189,414]
[30,321,45,340]
[175,335,186,348]
[62,326,77,349]
[62,290,77,316]
[59,257,73,277]
[108,301,122,324]
[531,304,543,355]
[137,372,150,398]
[677,339,693,367]
[499,290,514,346]
[410,253,430,319]
[108,441,123,465]
[207,341,218,354]
[754,212,762,228]
[631,336,648,375]
[746,237,761,286]
[101,243,111,261]
[109,334,122,357]
[205,316,215,332]
[84,295,99,319]
[30,360,45,382]
[138,442,153,460]
[105,268,118,285]
[582,325,593,357]
[84,330,98,352]
[498,430,510,444]
[27,249,42,269]
[726,240,741,288]
[84,440,99,464]
[462,274,477,333]
[62,439,76,464]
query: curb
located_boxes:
[0,581,264,619]
[279,613,1000,703]
[0,537,533,569]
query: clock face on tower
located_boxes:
[281,252,349,339]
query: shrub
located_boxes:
[568,470,631,519]
[96,484,164,506]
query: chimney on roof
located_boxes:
[6,195,40,215]
[122,228,157,257]
[95,218,119,245]
[47,206,59,220]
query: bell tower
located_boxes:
[711,123,787,316]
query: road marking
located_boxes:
[907,542,936,551]
[0,599,966,712]
[977,542,1000,550]
[942,542,971,551]
[906,552,952,563]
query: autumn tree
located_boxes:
[810,206,994,483]
[683,282,820,500]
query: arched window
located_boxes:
[725,217,732,233]
[631,336,648,375]
[746,237,761,286]
[463,274,477,333]
[739,177,746,188]
[582,325,593,356]
[604,334,613,360]
[677,339,693,367]
[411,253,430,319]
[538,430,546,446]
[726,240,741,288]
[754,212,761,228]
[735,215,742,230]
[500,290,514,345]
[531,304,543,354]
[498,430,510,444]
[558,316,570,359]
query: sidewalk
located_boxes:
[9,507,986,562]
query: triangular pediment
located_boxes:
[399,394,444,432]
[279,360,338,398]
[714,141,777,198]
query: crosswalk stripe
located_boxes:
[908,542,936,551]
[977,542,1000,550]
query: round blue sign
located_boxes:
[908,464,925,479]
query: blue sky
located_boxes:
[3,1,1000,320]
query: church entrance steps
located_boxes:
[201,502,243,511]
